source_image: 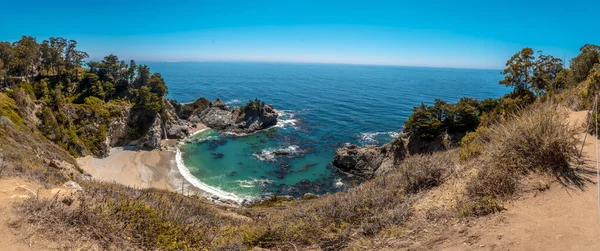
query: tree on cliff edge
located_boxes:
[500,48,563,96]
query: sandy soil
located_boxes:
[77,145,177,191]
[77,122,208,195]
[0,178,83,250]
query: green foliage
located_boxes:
[34,78,50,99]
[458,126,489,162]
[404,103,443,139]
[0,36,172,157]
[553,69,576,90]
[571,44,600,82]
[243,98,266,111]
[0,93,24,126]
[134,86,162,113]
[500,48,564,95]
[149,73,168,97]
[500,48,535,91]
[404,98,480,140]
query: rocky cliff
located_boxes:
[180,98,279,134]
[332,137,406,179]
[332,129,463,179]
[104,97,279,151]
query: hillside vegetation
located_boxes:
[1,38,600,250]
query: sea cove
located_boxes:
[148,62,512,200]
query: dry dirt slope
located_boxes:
[438,110,600,251]
[0,178,85,250]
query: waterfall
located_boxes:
[163,122,168,140]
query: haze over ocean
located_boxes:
[147,62,511,200]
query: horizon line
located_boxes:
[105,59,502,71]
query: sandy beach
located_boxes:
[77,123,208,196]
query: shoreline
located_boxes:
[77,123,244,206]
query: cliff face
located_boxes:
[405,131,464,155]
[332,130,463,179]
[162,97,190,139]
[332,138,406,179]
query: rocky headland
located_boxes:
[332,130,462,179]
[106,97,278,153]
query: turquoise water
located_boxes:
[146,62,510,201]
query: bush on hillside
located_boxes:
[399,151,455,194]
[466,102,578,204]
[458,126,490,162]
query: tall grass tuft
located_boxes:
[463,102,578,215]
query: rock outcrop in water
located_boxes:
[332,137,407,179]
[196,98,279,134]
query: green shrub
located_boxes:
[458,126,489,162]
[404,98,480,140]
[0,93,24,126]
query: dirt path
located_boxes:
[438,110,600,251]
[0,178,81,250]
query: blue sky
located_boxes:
[0,0,598,69]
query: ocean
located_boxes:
[145,62,510,202]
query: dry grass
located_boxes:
[243,151,455,250]
[0,118,80,186]
[15,182,250,250]
[13,151,456,251]
[399,151,455,194]
[461,102,579,215]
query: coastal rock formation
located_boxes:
[162,97,190,139]
[100,97,278,152]
[230,101,278,133]
[199,99,235,130]
[106,106,130,147]
[200,99,279,134]
[138,114,164,149]
[333,138,406,179]
[170,97,210,120]
[332,129,464,179]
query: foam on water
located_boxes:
[358,131,401,145]
[253,145,303,162]
[236,178,274,188]
[176,148,251,203]
[225,99,242,105]
[273,110,298,129]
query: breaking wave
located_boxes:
[225,99,242,105]
[253,145,303,162]
[273,110,298,129]
[236,178,274,188]
[358,131,401,145]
